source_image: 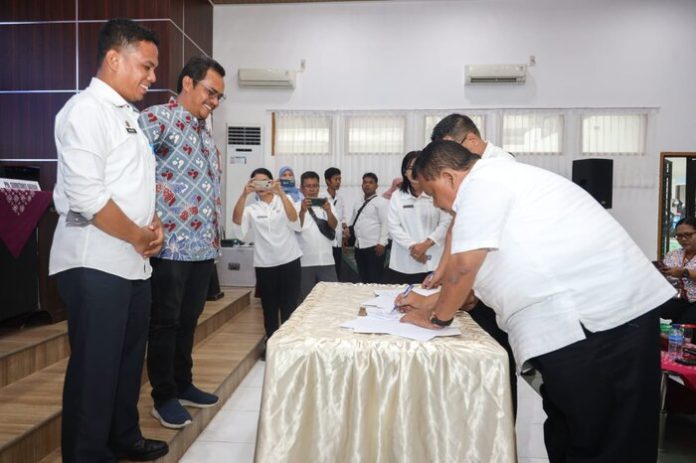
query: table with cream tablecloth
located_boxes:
[255,282,516,463]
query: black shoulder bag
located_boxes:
[307,207,336,241]
[346,195,376,247]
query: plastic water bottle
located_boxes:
[668,325,685,360]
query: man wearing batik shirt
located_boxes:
[138,57,226,429]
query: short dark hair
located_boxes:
[301,171,320,185]
[97,19,159,65]
[431,113,481,142]
[362,172,378,183]
[176,56,226,94]
[415,140,479,181]
[324,167,341,181]
[250,167,273,179]
[676,217,696,229]
[400,151,421,194]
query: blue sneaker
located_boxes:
[178,384,219,408]
[151,398,192,429]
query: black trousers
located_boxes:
[658,297,696,324]
[529,309,660,463]
[255,258,301,338]
[354,246,385,284]
[57,268,149,463]
[468,301,518,418]
[385,268,430,285]
[147,258,214,405]
[332,246,342,281]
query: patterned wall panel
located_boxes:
[0,93,72,160]
[0,23,76,90]
[184,0,213,56]
[0,0,75,22]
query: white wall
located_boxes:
[212,0,696,257]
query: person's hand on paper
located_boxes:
[400,308,440,329]
[395,291,436,313]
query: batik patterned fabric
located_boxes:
[138,98,222,261]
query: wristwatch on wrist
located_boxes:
[430,313,454,327]
[683,268,690,278]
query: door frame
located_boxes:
[658,152,696,258]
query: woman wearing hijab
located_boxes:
[278,166,303,203]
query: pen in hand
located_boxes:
[393,284,414,313]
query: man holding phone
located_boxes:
[297,171,338,302]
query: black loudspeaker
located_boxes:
[572,159,613,209]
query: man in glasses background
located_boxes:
[138,56,226,429]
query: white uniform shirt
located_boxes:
[388,189,452,274]
[296,202,337,267]
[350,194,389,249]
[481,142,515,161]
[239,195,302,268]
[451,158,675,370]
[320,188,344,247]
[50,77,156,280]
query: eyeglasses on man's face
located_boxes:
[195,81,226,102]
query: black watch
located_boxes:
[430,313,454,327]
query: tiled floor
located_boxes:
[180,362,552,462]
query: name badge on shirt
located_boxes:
[125,120,137,134]
[403,204,414,209]
[257,215,268,219]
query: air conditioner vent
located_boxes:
[465,64,527,85]
[228,126,261,146]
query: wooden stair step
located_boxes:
[39,301,265,463]
[0,290,256,463]
[0,289,250,389]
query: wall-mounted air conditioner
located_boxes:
[238,68,296,88]
[465,64,527,84]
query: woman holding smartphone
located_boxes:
[232,168,302,351]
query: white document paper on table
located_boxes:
[374,287,441,298]
[340,317,460,341]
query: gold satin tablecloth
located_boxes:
[255,282,516,463]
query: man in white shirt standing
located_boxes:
[297,171,338,302]
[345,172,389,283]
[322,167,345,280]
[50,20,167,462]
[428,113,519,417]
[430,112,514,161]
[399,140,675,463]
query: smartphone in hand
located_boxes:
[310,197,327,207]
[252,179,272,190]
[280,178,295,188]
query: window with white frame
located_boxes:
[346,115,406,155]
[424,114,485,145]
[581,113,647,155]
[502,112,563,154]
[273,113,332,156]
